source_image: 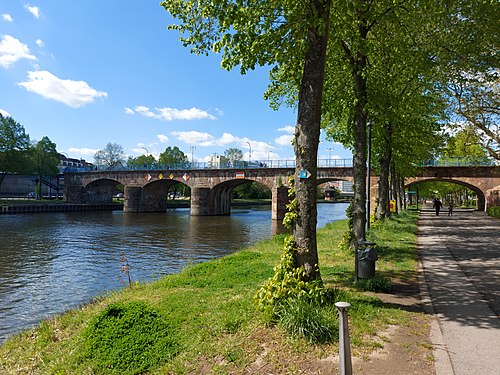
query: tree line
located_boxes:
[162,0,498,283]
[0,114,60,198]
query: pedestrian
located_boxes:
[448,201,453,216]
[433,198,443,216]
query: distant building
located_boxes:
[208,154,228,169]
[58,154,93,171]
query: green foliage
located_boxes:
[232,181,271,199]
[278,299,338,343]
[83,301,178,374]
[158,146,188,166]
[353,274,391,293]
[254,236,327,323]
[282,175,297,229]
[487,206,500,218]
[0,114,31,176]
[440,124,490,163]
[30,136,60,178]
[339,201,354,250]
[126,154,156,169]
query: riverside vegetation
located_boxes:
[0,210,424,374]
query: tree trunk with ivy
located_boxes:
[292,0,330,282]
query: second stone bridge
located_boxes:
[64,166,357,220]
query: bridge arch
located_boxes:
[84,178,122,204]
[406,178,485,210]
[141,179,189,212]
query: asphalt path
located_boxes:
[418,209,500,375]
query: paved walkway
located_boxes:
[418,209,500,375]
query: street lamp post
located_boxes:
[141,147,149,169]
[190,146,196,164]
[326,147,334,167]
[366,122,373,231]
[246,141,252,164]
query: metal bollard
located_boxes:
[335,302,352,375]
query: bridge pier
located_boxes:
[124,186,143,212]
[190,186,232,216]
[190,187,213,216]
[486,187,500,210]
[272,186,290,220]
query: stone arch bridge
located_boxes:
[64,165,500,219]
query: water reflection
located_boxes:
[0,203,347,342]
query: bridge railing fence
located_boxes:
[420,157,496,167]
[69,158,354,172]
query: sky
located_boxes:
[0,1,351,164]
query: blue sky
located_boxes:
[0,1,351,164]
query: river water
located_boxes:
[0,203,348,343]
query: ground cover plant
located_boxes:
[0,210,424,374]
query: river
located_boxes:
[0,203,348,343]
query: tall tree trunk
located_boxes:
[350,25,369,242]
[293,0,330,281]
[390,162,398,213]
[377,122,392,220]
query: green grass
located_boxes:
[0,210,422,374]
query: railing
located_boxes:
[420,157,496,167]
[65,158,354,173]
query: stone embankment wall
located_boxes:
[0,204,123,214]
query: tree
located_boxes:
[163,0,331,281]
[440,125,490,164]
[158,146,188,166]
[224,148,243,164]
[0,114,31,188]
[30,136,60,200]
[127,154,157,169]
[94,143,125,169]
[446,71,499,161]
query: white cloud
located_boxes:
[0,35,37,68]
[0,108,11,117]
[157,134,169,143]
[25,5,40,18]
[157,107,216,121]
[2,14,13,22]
[18,70,108,108]
[170,131,275,158]
[275,134,293,146]
[277,125,294,134]
[67,147,99,156]
[126,105,216,121]
[171,130,215,146]
[35,39,44,47]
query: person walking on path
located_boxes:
[418,211,500,374]
[447,201,453,216]
[433,198,443,216]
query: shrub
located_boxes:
[353,274,391,292]
[254,236,327,323]
[487,206,500,218]
[83,301,178,374]
[278,299,338,343]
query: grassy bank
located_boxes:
[0,210,423,374]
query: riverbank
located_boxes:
[0,210,434,374]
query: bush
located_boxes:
[83,301,178,374]
[487,206,500,218]
[353,274,391,292]
[254,236,327,323]
[278,299,338,343]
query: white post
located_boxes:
[335,301,352,375]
